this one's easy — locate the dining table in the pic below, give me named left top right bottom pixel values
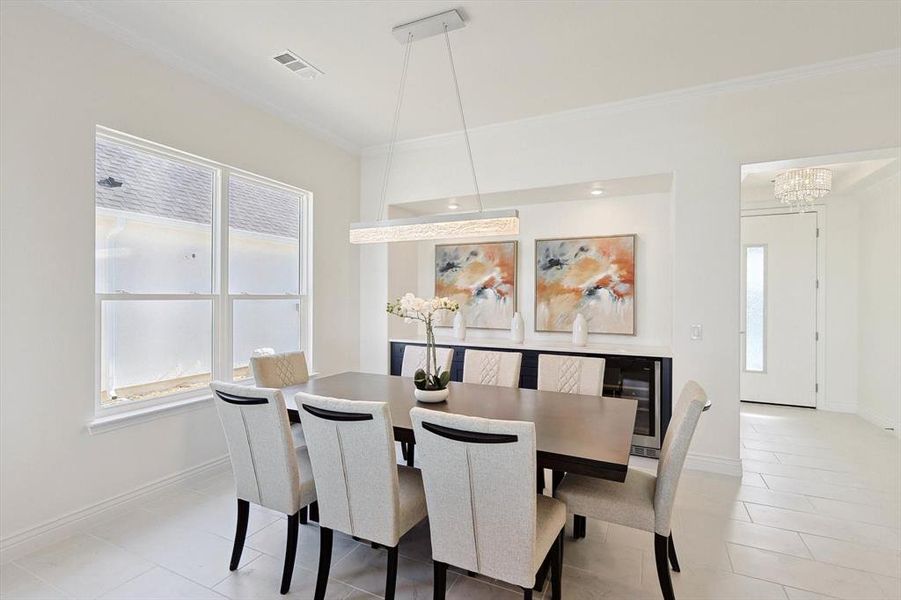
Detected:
left=281, top=371, right=638, bottom=483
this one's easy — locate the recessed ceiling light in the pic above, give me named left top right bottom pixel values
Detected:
left=591, top=189, right=604, bottom=196
left=448, top=201, right=459, bottom=209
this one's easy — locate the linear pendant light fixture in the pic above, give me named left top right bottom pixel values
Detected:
left=349, top=9, right=518, bottom=244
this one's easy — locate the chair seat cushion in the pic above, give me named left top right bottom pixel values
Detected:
left=554, top=469, right=656, bottom=533
left=397, top=465, right=428, bottom=537
left=295, top=446, right=317, bottom=509
left=534, top=495, right=567, bottom=571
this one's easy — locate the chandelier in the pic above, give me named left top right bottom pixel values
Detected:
left=774, top=168, right=832, bottom=211
left=349, top=10, right=519, bottom=244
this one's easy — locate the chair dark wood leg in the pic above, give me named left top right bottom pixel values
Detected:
left=385, top=545, right=399, bottom=600
left=401, top=441, right=409, bottom=462
left=314, top=527, right=333, bottom=600
left=668, top=534, right=680, bottom=572
left=309, top=501, right=319, bottom=522
left=654, top=533, right=676, bottom=600
left=521, top=588, right=533, bottom=600
left=229, top=499, right=249, bottom=571
left=573, top=514, right=587, bottom=539
left=433, top=560, right=448, bottom=600
left=550, top=529, right=563, bottom=600
left=537, top=467, right=546, bottom=493
left=299, top=505, right=308, bottom=525
left=405, top=443, right=415, bottom=467
left=533, top=548, right=550, bottom=591
left=280, top=511, right=299, bottom=594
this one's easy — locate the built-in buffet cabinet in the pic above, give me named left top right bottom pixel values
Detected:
left=389, top=338, right=672, bottom=458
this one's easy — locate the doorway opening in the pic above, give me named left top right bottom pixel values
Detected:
left=739, top=148, right=900, bottom=414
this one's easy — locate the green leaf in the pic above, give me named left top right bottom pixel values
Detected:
left=438, top=370, right=451, bottom=388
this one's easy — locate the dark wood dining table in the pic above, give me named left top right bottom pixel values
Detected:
left=282, top=371, right=638, bottom=482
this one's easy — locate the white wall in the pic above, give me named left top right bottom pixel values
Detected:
left=857, top=171, right=901, bottom=433
left=0, top=3, right=360, bottom=545
left=824, top=198, right=861, bottom=412
left=360, top=54, right=901, bottom=474
left=407, top=193, right=673, bottom=348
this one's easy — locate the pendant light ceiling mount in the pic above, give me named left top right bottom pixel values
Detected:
left=349, top=9, right=519, bottom=244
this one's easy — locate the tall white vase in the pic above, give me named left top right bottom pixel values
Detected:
left=572, top=313, right=588, bottom=347
left=453, top=311, right=467, bottom=341
left=511, top=312, right=525, bottom=343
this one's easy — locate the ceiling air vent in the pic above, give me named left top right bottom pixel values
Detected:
left=273, top=50, right=323, bottom=80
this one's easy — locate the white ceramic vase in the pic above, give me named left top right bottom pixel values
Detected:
left=414, top=387, right=450, bottom=403
left=453, top=312, right=466, bottom=341
left=572, top=313, right=588, bottom=347
left=511, top=312, right=525, bottom=343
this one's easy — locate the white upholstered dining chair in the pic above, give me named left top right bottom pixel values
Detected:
left=462, top=349, right=523, bottom=388
left=401, top=345, right=454, bottom=377
left=296, top=393, right=428, bottom=600
left=410, top=407, right=565, bottom=600
left=210, top=382, right=317, bottom=595
left=536, top=354, right=607, bottom=497
left=554, top=381, right=710, bottom=600
left=537, top=354, right=606, bottom=395
left=250, top=350, right=311, bottom=451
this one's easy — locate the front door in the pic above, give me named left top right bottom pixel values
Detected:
left=740, top=212, right=818, bottom=407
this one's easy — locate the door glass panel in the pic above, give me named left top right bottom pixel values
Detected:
left=745, top=245, right=766, bottom=372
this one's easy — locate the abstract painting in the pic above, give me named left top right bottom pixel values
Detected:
left=535, top=235, right=635, bottom=335
left=435, top=241, right=517, bottom=329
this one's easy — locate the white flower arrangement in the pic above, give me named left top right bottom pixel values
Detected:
left=386, top=293, right=459, bottom=390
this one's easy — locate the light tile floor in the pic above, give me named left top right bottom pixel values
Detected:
left=2, top=404, right=899, bottom=599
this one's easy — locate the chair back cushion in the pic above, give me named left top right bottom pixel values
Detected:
left=410, top=407, right=537, bottom=586
left=210, top=381, right=301, bottom=515
left=654, top=380, right=709, bottom=534
left=462, top=350, right=522, bottom=387
left=400, top=346, right=454, bottom=377
left=251, top=351, right=309, bottom=388
left=536, top=354, right=606, bottom=395
left=296, top=393, right=402, bottom=545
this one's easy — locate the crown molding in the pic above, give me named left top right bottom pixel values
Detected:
left=362, top=48, right=901, bottom=157
left=41, top=0, right=361, bottom=155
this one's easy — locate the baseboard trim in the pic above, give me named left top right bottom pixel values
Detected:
left=685, top=452, right=743, bottom=477
left=858, top=405, right=900, bottom=438
left=0, top=455, right=229, bottom=564
left=821, top=401, right=858, bottom=414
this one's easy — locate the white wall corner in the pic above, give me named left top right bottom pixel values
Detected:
left=820, top=401, right=858, bottom=414
left=858, top=405, right=901, bottom=439
left=684, top=452, right=743, bottom=477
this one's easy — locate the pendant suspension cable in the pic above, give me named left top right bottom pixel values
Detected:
left=378, top=32, right=414, bottom=221
left=443, top=23, right=483, bottom=212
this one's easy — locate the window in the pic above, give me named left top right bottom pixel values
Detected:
left=744, top=245, right=766, bottom=372
left=95, top=129, right=310, bottom=412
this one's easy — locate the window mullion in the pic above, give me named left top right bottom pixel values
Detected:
left=216, top=167, right=230, bottom=382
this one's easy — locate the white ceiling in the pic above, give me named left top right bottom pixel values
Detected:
left=52, top=1, right=901, bottom=151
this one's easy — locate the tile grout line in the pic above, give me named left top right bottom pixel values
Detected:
left=9, top=558, right=77, bottom=599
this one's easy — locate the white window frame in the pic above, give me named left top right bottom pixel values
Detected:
left=93, top=126, right=312, bottom=421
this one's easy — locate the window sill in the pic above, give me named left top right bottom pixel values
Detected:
left=88, top=393, right=214, bottom=435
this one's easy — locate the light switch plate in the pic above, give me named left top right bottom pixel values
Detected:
left=690, top=324, right=703, bottom=340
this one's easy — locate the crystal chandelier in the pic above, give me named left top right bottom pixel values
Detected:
left=774, top=168, right=832, bottom=211
left=349, top=10, right=519, bottom=244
